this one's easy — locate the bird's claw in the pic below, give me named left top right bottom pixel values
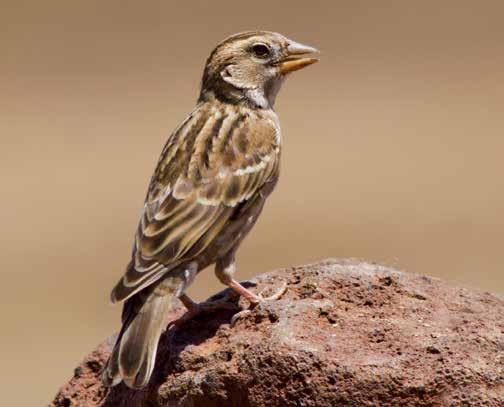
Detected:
left=169, top=297, right=240, bottom=329
left=230, top=309, right=252, bottom=326
left=231, top=281, right=288, bottom=326
left=256, top=280, right=288, bottom=302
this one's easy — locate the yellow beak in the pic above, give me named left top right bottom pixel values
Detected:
left=278, top=40, right=319, bottom=75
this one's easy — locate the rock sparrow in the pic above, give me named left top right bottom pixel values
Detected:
left=102, top=31, right=318, bottom=389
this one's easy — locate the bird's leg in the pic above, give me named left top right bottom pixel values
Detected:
left=178, top=293, right=202, bottom=317
left=215, top=254, right=287, bottom=303
left=167, top=262, right=234, bottom=327
left=170, top=288, right=242, bottom=328
left=184, top=292, right=239, bottom=313
left=170, top=254, right=287, bottom=327
left=215, top=254, right=287, bottom=325
left=169, top=293, right=240, bottom=327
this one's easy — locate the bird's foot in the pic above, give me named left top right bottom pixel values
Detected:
left=227, top=279, right=287, bottom=305
left=169, top=292, right=240, bottom=328
left=171, top=281, right=288, bottom=328
left=230, top=281, right=288, bottom=326
left=257, top=280, right=288, bottom=301
left=230, top=309, right=253, bottom=326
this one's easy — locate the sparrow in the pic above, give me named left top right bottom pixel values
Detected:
left=101, top=31, right=319, bottom=389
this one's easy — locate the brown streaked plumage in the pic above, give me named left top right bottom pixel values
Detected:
left=102, top=31, right=318, bottom=389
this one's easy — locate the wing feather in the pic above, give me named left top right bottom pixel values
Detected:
left=110, top=102, right=280, bottom=302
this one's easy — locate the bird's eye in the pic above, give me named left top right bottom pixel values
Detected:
left=251, top=43, right=271, bottom=58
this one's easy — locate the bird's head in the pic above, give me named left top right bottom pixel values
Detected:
left=199, top=31, right=319, bottom=108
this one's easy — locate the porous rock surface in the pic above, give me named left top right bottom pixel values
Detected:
left=51, top=259, right=504, bottom=406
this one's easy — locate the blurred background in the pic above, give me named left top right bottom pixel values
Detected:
left=2, top=1, right=504, bottom=404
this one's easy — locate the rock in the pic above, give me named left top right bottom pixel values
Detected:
left=51, top=259, right=504, bottom=406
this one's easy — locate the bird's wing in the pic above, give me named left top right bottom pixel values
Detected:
left=111, top=102, right=281, bottom=302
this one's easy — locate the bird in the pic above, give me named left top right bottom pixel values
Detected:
left=101, top=31, right=319, bottom=389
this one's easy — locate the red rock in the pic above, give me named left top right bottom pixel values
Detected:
left=51, top=259, right=504, bottom=406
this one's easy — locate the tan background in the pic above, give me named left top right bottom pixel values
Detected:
left=2, top=1, right=503, bottom=404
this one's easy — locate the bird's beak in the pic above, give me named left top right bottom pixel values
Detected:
left=277, top=40, right=319, bottom=75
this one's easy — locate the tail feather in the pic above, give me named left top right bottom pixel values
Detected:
left=102, top=280, right=180, bottom=388
left=119, top=294, right=172, bottom=388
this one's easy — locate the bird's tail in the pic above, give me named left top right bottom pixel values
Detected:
left=101, top=278, right=181, bottom=389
